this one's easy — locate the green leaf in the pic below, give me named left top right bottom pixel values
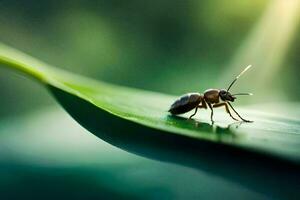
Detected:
left=0, top=42, right=300, bottom=198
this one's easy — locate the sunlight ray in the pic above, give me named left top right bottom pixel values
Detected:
left=221, top=0, right=300, bottom=101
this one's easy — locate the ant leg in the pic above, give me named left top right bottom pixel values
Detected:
left=207, top=103, right=214, bottom=123
left=200, top=97, right=207, bottom=109
left=227, top=102, right=253, bottom=123
left=213, top=103, right=238, bottom=121
left=188, top=98, right=207, bottom=119
left=189, top=106, right=198, bottom=119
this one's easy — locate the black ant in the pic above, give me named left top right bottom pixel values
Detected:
left=168, top=65, right=253, bottom=123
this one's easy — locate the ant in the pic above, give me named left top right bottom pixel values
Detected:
left=168, top=65, right=253, bottom=123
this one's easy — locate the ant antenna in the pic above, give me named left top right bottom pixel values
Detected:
left=227, top=65, right=252, bottom=92
left=232, top=93, right=253, bottom=96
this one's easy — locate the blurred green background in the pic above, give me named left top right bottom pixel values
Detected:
left=0, top=0, right=300, bottom=199
left=1, top=0, right=300, bottom=118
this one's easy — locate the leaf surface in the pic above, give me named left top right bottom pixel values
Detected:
left=0, top=42, right=300, bottom=198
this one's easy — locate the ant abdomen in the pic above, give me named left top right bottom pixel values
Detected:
left=168, top=93, right=202, bottom=115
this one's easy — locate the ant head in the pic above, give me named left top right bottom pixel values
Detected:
left=219, top=89, right=236, bottom=102
left=221, top=65, right=253, bottom=102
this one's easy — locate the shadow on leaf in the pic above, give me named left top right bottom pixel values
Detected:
left=49, top=85, right=300, bottom=199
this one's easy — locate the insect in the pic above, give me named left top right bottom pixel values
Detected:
left=168, top=65, right=253, bottom=123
